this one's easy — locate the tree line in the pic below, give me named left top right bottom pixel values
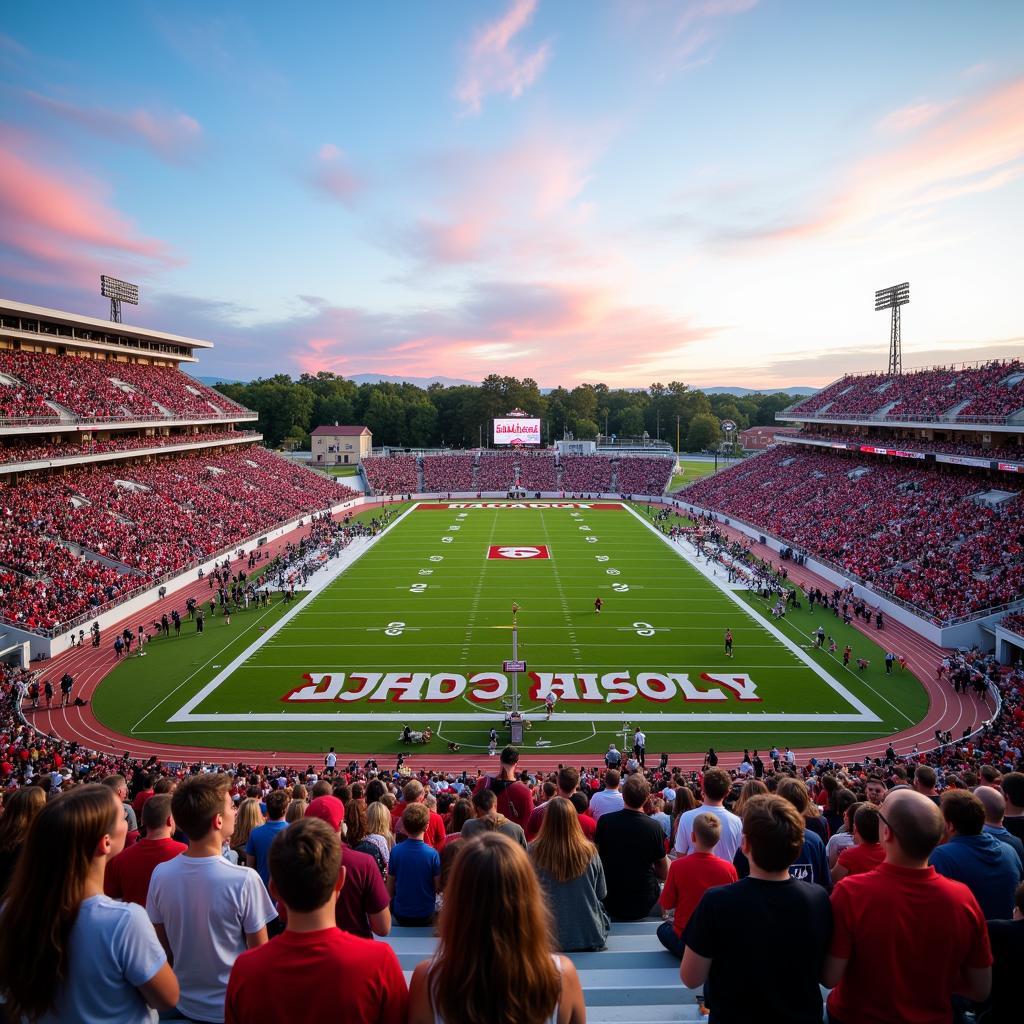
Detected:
left=214, top=373, right=800, bottom=452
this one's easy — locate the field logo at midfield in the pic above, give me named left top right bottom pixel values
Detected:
left=487, top=545, right=550, bottom=559
left=282, top=669, right=761, bottom=704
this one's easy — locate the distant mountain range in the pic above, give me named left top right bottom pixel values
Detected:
left=698, top=386, right=818, bottom=397
left=188, top=371, right=817, bottom=397
left=348, top=373, right=478, bottom=388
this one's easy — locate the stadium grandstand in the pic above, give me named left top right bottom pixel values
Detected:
left=0, top=300, right=360, bottom=641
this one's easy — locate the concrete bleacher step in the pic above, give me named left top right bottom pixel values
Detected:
left=388, top=919, right=701, bottom=1017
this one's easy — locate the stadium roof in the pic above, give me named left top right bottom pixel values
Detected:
left=0, top=298, right=214, bottom=351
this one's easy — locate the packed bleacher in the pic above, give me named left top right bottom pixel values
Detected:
left=0, top=430, right=259, bottom=467
left=421, top=453, right=474, bottom=492
left=0, top=349, right=250, bottom=422
left=0, top=631, right=1021, bottom=1022
left=476, top=453, right=519, bottom=490
left=561, top=454, right=612, bottom=492
left=788, top=360, right=1024, bottom=422
left=362, top=454, right=418, bottom=494
left=616, top=456, right=674, bottom=495
left=0, top=447, right=357, bottom=630
left=517, top=453, right=558, bottom=490
left=678, top=446, right=1024, bottom=621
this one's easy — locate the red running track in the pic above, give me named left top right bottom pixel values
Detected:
left=21, top=502, right=995, bottom=773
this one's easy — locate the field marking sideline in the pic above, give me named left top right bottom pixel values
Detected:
left=167, top=503, right=420, bottom=723
left=621, top=503, right=881, bottom=723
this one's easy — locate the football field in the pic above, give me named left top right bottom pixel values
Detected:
left=96, top=501, right=928, bottom=755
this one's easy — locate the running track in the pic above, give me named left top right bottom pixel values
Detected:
left=22, top=501, right=995, bottom=773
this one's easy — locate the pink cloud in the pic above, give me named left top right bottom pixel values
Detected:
left=0, top=128, right=177, bottom=289
left=24, top=91, right=202, bottom=163
left=287, top=280, right=715, bottom=386
left=456, top=0, right=552, bottom=115
left=400, top=127, right=604, bottom=272
left=308, top=143, right=364, bottom=206
left=745, top=76, right=1024, bottom=244
left=877, top=100, right=953, bottom=134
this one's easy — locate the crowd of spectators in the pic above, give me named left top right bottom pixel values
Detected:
left=0, top=349, right=250, bottom=422
left=421, top=454, right=474, bottom=492
left=0, top=446, right=357, bottom=630
left=363, top=455, right=419, bottom=495
left=561, top=455, right=612, bottom=492
left=615, top=456, right=674, bottom=495
left=475, top=453, right=520, bottom=490
left=0, top=667, right=1022, bottom=1022
left=679, top=446, right=1024, bottom=621
left=517, top=454, right=558, bottom=491
left=789, top=360, right=1024, bottom=423
left=0, top=430, right=258, bottom=467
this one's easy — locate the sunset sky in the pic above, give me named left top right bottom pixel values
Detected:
left=1, top=1, right=1022, bottom=388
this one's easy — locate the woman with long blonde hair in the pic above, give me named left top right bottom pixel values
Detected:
left=530, top=796, right=609, bottom=951
left=0, top=784, right=178, bottom=1022
left=229, top=797, right=264, bottom=862
left=285, top=797, right=308, bottom=823
left=409, top=832, right=585, bottom=1024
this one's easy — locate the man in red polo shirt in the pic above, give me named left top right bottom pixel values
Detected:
left=832, top=805, right=884, bottom=881
left=226, top=818, right=407, bottom=1024
left=104, top=794, right=186, bottom=906
left=823, top=790, right=992, bottom=1023
left=390, top=779, right=446, bottom=849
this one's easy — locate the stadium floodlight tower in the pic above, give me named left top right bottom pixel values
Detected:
left=874, top=281, right=909, bottom=375
left=100, top=274, right=139, bottom=324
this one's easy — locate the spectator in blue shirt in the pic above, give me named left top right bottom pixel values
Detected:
left=246, top=789, right=290, bottom=887
left=930, top=790, right=1023, bottom=919
left=388, top=803, right=440, bottom=926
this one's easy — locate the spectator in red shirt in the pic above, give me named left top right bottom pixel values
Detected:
left=304, top=796, right=391, bottom=938
left=832, top=804, right=885, bottom=881
left=390, top=779, right=446, bottom=849
left=472, top=745, right=534, bottom=828
left=658, top=812, right=738, bottom=957
left=132, top=772, right=156, bottom=820
left=226, top=817, right=407, bottom=1024
left=104, top=794, right=186, bottom=906
left=526, top=767, right=597, bottom=841
left=823, top=790, right=993, bottom=1023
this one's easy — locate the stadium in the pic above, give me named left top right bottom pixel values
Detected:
left=1, top=5, right=1022, bottom=1024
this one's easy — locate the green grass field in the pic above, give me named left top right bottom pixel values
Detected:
left=95, top=501, right=928, bottom=756
left=669, top=458, right=730, bottom=491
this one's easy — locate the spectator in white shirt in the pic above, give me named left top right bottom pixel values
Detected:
left=147, top=774, right=277, bottom=1024
left=673, top=768, right=743, bottom=862
left=589, top=770, right=625, bottom=820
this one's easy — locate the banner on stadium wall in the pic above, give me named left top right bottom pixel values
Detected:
left=937, top=454, right=994, bottom=469
left=858, top=444, right=925, bottom=459
left=998, top=462, right=1024, bottom=474
left=493, top=418, right=541, bottom=445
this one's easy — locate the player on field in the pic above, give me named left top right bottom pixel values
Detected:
left=724, top=629, right=733, bottom=658
left=545, top=692, right=557, bottom=720
left=594, top=596, right=603, bottom=614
